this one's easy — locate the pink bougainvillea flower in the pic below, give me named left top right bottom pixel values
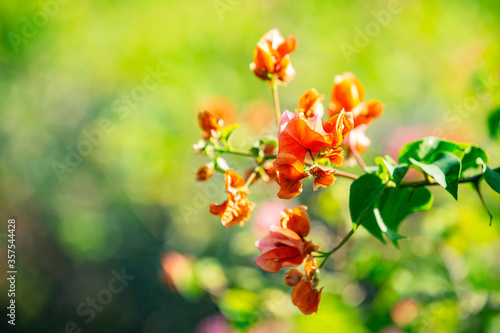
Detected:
left=250, top=28, right=297, bottom=84
left=255, top=225, right=306, bottom=273
left=210, top=170, right=255, bottom=228
left=291, top=280, right=323, bottom=315
left=255, top=207, right=317, bottom=273
left=297, top=88, right=325, bottom=119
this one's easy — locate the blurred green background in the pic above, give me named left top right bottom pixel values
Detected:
left=1, top=0, right=499, bottom=332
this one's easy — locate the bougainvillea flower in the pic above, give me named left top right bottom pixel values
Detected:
left=273, top=153, right=308, bottom=181
left=255, top=206, right=318, bottom=273
left=198, top=110, right=223, bottom=140
left=262, top=161, right=277, bottom=183
left=273, top=152, right=308, bottom=199
left=195, top=163, right=215, bottom=181
left=310, top=166, right=336, bottom=191
left=250, top=28, right=297, bottom=84
left=291, top=280, right=323, bottom=315
left=297, top=89, right=325, bottom=118
left=351, top=100, right=383, bottom=128
left=277, top=111, right=335, bottom=162
left=328, top=72, right=365, bottom=115
left=321, top=147, right=344, bottom=166
left=274, top=110, right=353, bottom=198
left=323, top=110, right=355, bottom=147
left=209, top=170, right=255, bottom=228
left=303, top=255, right=317, bottom=281
left=328, top=73, right=383, bottom=129
left=255, top=225, right=306, bottom=273
left=284, top=269, right=303, bottom=287
left=280, top=205, right=310, bottom=239
left=275, top=173, right=304, bottom=199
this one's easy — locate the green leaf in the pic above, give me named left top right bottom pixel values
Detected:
left=375, top=157, right=409, bottom=186
left=220, top=124, right=241, bottom=143
left=484, top=166, right=500, bottom=195
left=248, top=147, right=263, bottom=159
left=488, top=107, right=500, bottom=139
left=399, top=137, right=470, bottom=164
left=461, top=146, right=489, bottom=178
left=349, top=174, right=386, bottom=227
left=373, top=207, right=406, bottom=243
left=409, top=152, right=461, bottom=199
left=361, top=187, right=433, bottom=245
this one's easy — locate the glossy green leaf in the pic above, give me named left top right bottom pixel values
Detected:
left=361, top=187, right=433, bottom=245
left=375, top=157, right=409, bottom=186
left=488, top=107, right=500, bottom=139
left=399, top=136, right=470, bottom=164
left=349, top=174, right=386, bottom=228
left=373, top=207, right=406, bottom=242
left=461, top=146, right=489, bottom=178
left=484, top=166, right=500, bottom=195
left=409, top=152, right=461, bottom=199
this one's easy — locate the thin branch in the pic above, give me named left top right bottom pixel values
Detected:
left=473, top=182, right=493, bottom=226
left=271, top=76, right=281, bottom=129
left=399, top=167, right=500, bottom=188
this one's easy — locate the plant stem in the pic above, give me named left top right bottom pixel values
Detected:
left=245, top=169, right=259, bottom=187
left=271, top=76, right=281, bottom=128
left=399, top=167, right=500, bottom=188
left=318, top=228, right=355, bottom=269
left=473, top=181, right=493, bottom=226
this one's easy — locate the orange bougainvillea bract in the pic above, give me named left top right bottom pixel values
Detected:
left=297, top=88, right=325, bottom=119
left=250, top=28, right=297, bottom=84
left=209, top=170, right=255, bottom=228
left=198, top=110, right=223, bottom=140
left=273, top=110, right=353, bottom=199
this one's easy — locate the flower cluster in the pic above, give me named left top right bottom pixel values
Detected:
left=256, top=206, right=322, bottom=315
left=274, top=109, right=353, bottom=199
left=192, top=28, right=386, bottom=315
